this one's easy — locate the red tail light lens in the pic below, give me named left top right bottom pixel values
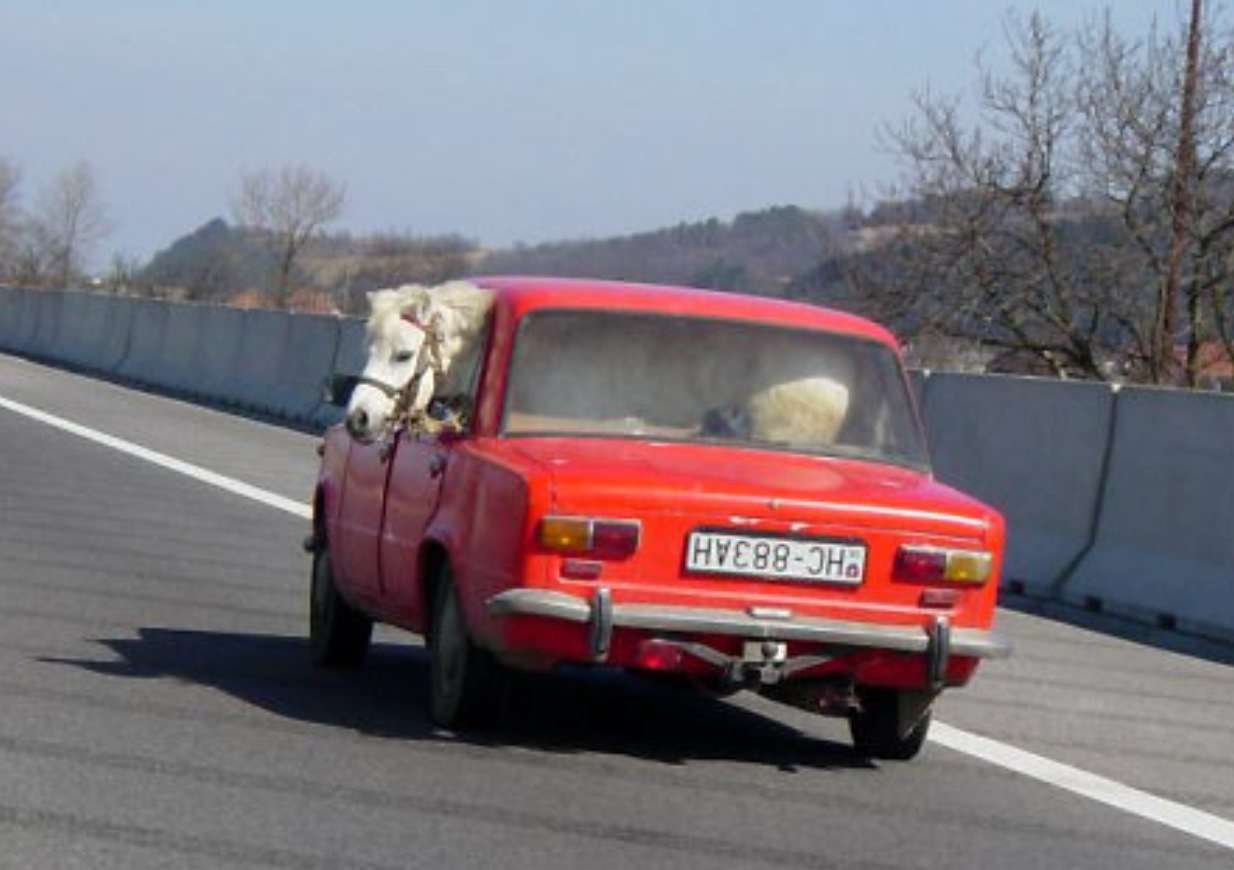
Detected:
left=893, top=547, right=947, bottom=583
left=537, top=516, right=640, bottom=560
left=591, top=520, right=640, bottom=559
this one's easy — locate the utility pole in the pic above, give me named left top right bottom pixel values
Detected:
left=1157, top=0, right=1203, bottom=384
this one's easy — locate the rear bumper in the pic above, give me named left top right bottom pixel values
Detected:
left=486, top=588, right=1012, bottom=678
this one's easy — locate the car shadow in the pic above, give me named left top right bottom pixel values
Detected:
left=42, top=627, right=873, bottom=772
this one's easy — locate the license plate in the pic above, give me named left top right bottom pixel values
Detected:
left=684, top=530, right=866, bottom=585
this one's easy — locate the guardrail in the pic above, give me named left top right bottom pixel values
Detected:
left=2, top=286, right=1231, bottom=645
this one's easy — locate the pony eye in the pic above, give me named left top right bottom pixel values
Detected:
left=392, top=350, right=415, bottom=363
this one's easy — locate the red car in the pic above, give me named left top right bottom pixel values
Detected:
left=307, top=277, right=1009, bottom=759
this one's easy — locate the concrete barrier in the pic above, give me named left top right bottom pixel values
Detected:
left=56, top=292, right=113, bottom=371
left=116, top=299, right=171, bottom=385
left=1064, top=387, right=1234, bottom=643
left=334, top=318, right=368, bottom=375
left=313, top=320, right=361, bottom=428
left=0, top=287, right=21, bottom=350
left=312, top=317, right=367, bottom=428
left=276, top=313, right=341, bottom=422
left=95, top=295, right=135, bottom=372
left=30, top=290, right=67, bottom=359
left=922, top=373, right=1116, bottom=596
left=193, top=304, right=246, bottom=405
left=11, top=289, right=43, bottom=354
left=157, top=301, right=210, bottom=396
left=231, top=309, right=295, bottom=415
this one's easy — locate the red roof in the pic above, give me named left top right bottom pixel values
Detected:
left=473, top=276, right=899, bottom=348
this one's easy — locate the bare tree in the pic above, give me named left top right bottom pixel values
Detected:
left=104, top=251, right=146, bottom=295
left=232, top=164, right=345, bottom=307
left=857, top=13, right=1118, bottom=379
left=28, top=161, right=111, bottom=289
left=1074, top=2, right=1234, bottom=386
left=0, top=158, right=22, bottom=281
left=854, top=6, right=1234, bottom=386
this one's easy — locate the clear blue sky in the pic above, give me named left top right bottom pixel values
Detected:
left=1, top=1, right=1180, bottom=265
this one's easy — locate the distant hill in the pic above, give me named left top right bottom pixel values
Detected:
left=139, top=205, right=856, bottom=310
left=471, top=205, right=846, bottom=296
left=141, top=218, right=277, bottom=302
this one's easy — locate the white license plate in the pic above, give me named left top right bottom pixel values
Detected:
left=685, top=531, right=866, bottom=585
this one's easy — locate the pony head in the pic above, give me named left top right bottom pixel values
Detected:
left=345, top=286, right=432, bottom=439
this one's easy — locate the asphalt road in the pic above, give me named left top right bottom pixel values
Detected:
left=1, top=353, right=1232, bottom=869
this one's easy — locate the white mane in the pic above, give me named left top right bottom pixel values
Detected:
left=364, top=287, right=416, bottom=345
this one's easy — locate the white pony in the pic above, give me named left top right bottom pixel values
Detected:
left=345, top=281, right=493, bottom=440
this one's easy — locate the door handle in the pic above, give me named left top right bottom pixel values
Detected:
left=428, top=454, right=447, bottom=478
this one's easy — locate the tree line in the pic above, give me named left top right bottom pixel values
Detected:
left=846, top=1, right=1232, bottom=387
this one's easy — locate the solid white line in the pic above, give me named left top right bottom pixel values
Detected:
left=2, top=392, right=1233, bottom=852
left=930, top=722, right=1234, bottom=851
left=0, top=395, right=311, bottom=520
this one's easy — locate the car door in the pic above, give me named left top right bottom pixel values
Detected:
left=378, top=429, right=450, bottom=626
left=334, top=434, right=396, bottom=605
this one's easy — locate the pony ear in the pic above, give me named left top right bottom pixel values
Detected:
left=412, top=296, right=433, bottom=323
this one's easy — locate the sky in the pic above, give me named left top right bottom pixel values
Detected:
left=1, top=1, right=1185, bottom=266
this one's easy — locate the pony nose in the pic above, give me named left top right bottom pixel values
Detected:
left=347, top=408, right=370, bottom=436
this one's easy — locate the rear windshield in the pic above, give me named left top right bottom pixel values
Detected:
left=502, top=310, right=929, bottom=470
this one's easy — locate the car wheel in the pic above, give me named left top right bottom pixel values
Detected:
left=429, top=568, right=503, bottom=729
left=309, top=549, right=373, bottom=668
left=848, top=688, right=931, bottom=761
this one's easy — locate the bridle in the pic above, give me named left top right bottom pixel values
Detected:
left=402, top=311, right=446, bottom=379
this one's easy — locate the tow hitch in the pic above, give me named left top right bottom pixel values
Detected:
left=637, top=636, right=833, bottom=688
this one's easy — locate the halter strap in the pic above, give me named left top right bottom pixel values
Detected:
left=352, top=374, right=404, bottom=399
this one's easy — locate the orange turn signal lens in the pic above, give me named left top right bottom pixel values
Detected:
left=944, top=551, right=992, bottom=584
left=538, top=517, right=592, bottom=552
left=537, top=516, right=640, bottom=560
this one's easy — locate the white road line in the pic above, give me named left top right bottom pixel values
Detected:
left=2, top=392, right=1233, bottom=853
left=930, top=723, right=1234, bottom=852
left=0, top=395, right=311, bottom=520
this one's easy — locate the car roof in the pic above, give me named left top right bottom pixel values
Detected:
left=471, top=276, right=900, bottom=348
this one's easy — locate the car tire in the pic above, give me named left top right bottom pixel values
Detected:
left=429, top=568, right=504, bottom=729
left=848, top=688, right=931, bottom=761
left=309, top=549, right=373, bottom=668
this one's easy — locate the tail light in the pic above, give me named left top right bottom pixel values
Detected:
left=537, top=516, right=640, bottom=560
left=893, top=545, right=992, bottom=585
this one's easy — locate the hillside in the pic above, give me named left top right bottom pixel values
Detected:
left=141, top=218, right=276, bottom=301
left=472, top=205, right=845, bottom=296
left=138, top=205, right=853, bottom=311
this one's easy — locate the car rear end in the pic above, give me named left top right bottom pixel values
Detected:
left=485, top=441, right=1008, bottom=699
left=478, top=302, right=1009, bottom=742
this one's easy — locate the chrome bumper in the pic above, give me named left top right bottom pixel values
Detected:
left=486, top=588, right=1012, bottom=677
